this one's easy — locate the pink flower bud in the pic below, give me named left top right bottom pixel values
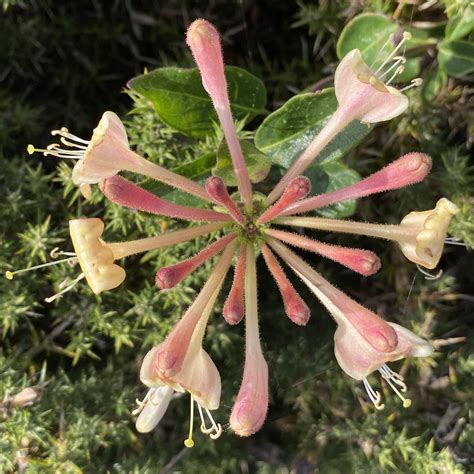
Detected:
left=257, top=176, right=311, bottom=224
left=261, top=243, right=310, bottom=325
left=223, top=245, right=246, bottom=325
left=100, top=175, right=231, bottom=222
left=186, top=19, right=228, bottom=110
left=205, top=176, right=245, bottom=224
left=186, top=20, right=253, bottom=210
left=155, top=233, right=236, bottom=289
left=266, top=229, right=381, bottom=277
left=283, top=153, right=432, bottom=216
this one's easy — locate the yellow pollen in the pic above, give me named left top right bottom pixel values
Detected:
left=403, top=399, right=412, bottom=408
left=184, top=438, right=195, bottom=448
left=5, top=271, right=14, bottom=280
left=27, top=144, right=36, bottom=155
left=403, top=31, right=412, bottom=41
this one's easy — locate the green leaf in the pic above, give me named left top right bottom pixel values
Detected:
left=254, top=89, right=371, bottom=169
left=213, top=140, right=272, bottom=187
left=128, top=66, right=266, bottom=138
left=336, top=13, right=397, bottom=62
left=445, top=6, right=474, bottom=40
left=421, top=69, right=448, bottom=104
left=439, top=40, right=474, bottom=77
left=316, top=161, right=361, bottom=218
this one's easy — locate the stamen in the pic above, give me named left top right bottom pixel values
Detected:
left=196, top=403, right=222, bottom=439
left=44, top=273, right=85, bottom=303
left=197, top=403, right=213, bottom=434
left=382, top=374, right=412, bottom=408
left=444, top=237, right=468, bottom=247
left=5, top=256, right=78, bottom=280
left=27, top=144, right=84, bottom=160
left=363, top=378, right=385, bottom=410
left=379, top=364, right=407, bottom=392
left=50, top=247, right=77, bottom=259
left=399, top=78, right=423, bottom=92
left=184, top=396, right=195, bottom=448
left=59, top=137, right=88, bottom=149
left=205, top=408, right=223, bottom=440
left=378, top=56, right=406, bottom=80
left=416, top=264, right=443, bottom=281
left=370, top=33, right=394, bottom=68
left=386, top=65, right=405, bottom=86
left=51, top=127, right=90, bottom=145
left=132, top=389, right=153, bottom=415
left=374, top=31, right=412, bottom=75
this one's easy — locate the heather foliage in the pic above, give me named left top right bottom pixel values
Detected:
left=1, top=1, right=473, bottom=472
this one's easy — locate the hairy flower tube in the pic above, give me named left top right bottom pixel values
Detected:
left=15, top=18, right=461, bottom=446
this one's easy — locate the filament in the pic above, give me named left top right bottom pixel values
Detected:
left=374, top=31, right=412, bottom=75
left=184, top=396, right=195, bottom=448
left=378, top=56, right=406, bottom=80
left=399, top=78, right=423, bottom=92
left=379, top=364, right=407, bottom=392
left=44, top=273, right=85, bottom=303
left=416, top=264, right=443, bottom=281
left=51, top=127, right=90, bottom=144
left=363, top=378, right=385, bottom=410
left=386, top=65, right=405, bottom=85
left=5, top=256, right=78, bottom=280
left=370, top=33, right=394, bottom=69
left=383, top=375, right=412, bottom=408
left=444, top=237, right=468, bottom=247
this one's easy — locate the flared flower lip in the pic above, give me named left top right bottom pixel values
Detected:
left=69, top=218, right=126, bottom=294
left=334, top=321, right=434, bottom=381
left=334, top=48, right=409, bottom=123
left=71, top=111, right=129, bottom=185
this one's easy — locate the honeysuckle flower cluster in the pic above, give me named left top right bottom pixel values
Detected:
left=16, top=19, right=460, bottom=446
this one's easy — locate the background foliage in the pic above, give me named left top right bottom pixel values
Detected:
left=0, top=0, right=473, bottom=472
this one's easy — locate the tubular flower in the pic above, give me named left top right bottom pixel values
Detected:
left=27, top=111, right=212, bottom=202
left=267, top=33, right=421, bottom=205
left=16, top=18, right=460, bottom=446
left=276, top=197, right=459, bottom=270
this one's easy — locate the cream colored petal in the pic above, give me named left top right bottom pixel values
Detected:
left=399, top=198, right=460, bottom=269
left=135, top=386, right=173, bottom=433
left=69, top=218, right=126, bottom=294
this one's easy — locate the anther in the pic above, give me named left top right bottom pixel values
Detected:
left=379, top=56, right=406, bottom=80
left=399, top=78, right=423, bottom=92
left=383, top=375, right=412, bottom=408
left=50, top=247, right=77, bottom=259
left=386, top=65, right=405, bottom=85
left=4, top=256, right=78, bottom=280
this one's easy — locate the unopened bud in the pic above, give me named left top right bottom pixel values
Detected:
left=186, top=19, right=228, bottom=109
